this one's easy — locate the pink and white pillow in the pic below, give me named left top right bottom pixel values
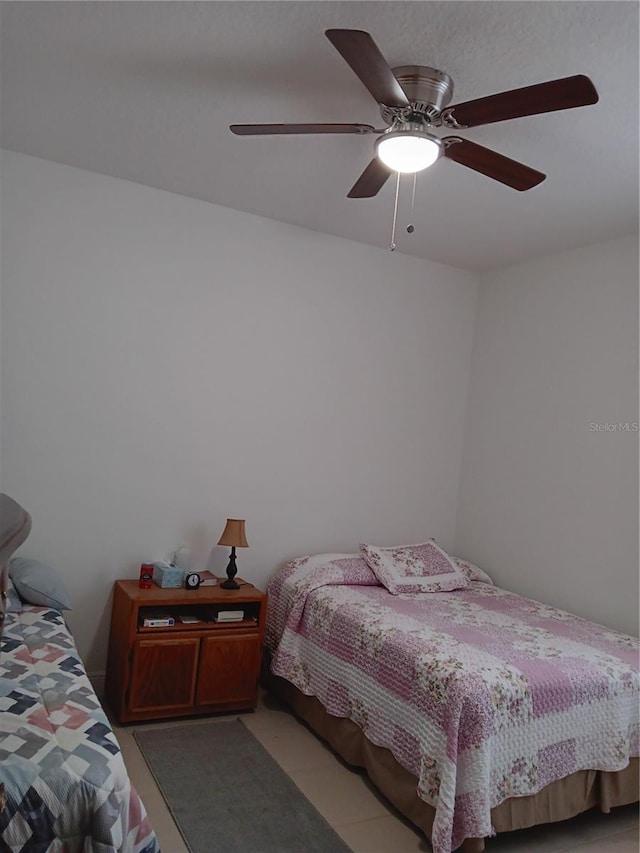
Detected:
left=359, top=540, right=469, bottom=594
left=452, top=557, right=494, bottom=585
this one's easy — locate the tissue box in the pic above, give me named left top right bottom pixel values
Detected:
left=152, top=562, right=185, bottom=589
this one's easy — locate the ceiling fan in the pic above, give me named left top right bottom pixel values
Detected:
left=230, top=29, right=599, bottom=197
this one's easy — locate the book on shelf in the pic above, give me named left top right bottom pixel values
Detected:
left=215, top=609, right=245, bottom=622
left=197, top=570, right=217, bottom=586
left=141, top=611, right=175, bottom=628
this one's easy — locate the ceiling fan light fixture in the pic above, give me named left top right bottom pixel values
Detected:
left=375, top=129, right=442, bottom=174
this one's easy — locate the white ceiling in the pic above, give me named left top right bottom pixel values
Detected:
left=1, top=1, right=638, bottom=271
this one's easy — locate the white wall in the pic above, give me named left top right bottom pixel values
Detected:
left=0, top=152, right=4, bottom=489
left=0, top=151, right=478, bottom=672
left=455, top=235, right=639, bottom=636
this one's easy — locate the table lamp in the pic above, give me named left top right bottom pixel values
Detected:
left=217, top=518, right=249, bottom=589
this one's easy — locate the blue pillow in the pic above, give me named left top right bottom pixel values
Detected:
left=9, top=556, right=73, bottom=610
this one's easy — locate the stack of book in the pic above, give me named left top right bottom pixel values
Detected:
left=197, top=570, right=217, bottom=586
left=142, top=611, right=175, bottom=628
left=215, top=609, right=244, bottom=623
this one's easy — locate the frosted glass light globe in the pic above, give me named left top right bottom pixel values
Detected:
left=376, top=132, right=442, bottom=173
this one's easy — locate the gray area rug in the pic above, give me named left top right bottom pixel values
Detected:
left=134, top=718, right=353, bottom=853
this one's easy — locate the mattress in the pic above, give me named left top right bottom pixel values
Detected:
left=266, top=554, right=639, bottom=853
left=0, top=605, right=159, bottom=853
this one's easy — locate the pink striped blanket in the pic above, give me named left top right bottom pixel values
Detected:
left=266, top=554, right=639, bottom=853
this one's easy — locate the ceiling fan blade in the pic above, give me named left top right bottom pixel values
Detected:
left=444, top=138, right=545, bottom=191
left=347, top=158, right=393, bottom=198
left=230, top=123, right=376, bottom=136
left=325, top=29, right=409, bottom=108
left=445, top=75, right=598, bottom=128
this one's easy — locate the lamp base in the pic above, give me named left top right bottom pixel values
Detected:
left=220, top=547, right=240, bottom=590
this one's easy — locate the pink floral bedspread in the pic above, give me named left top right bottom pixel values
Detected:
left=266, top=555, right=639, bottom=853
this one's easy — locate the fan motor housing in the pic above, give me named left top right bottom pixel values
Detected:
left=380, top=65, right=454, bottom=124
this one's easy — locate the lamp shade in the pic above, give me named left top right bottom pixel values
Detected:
left=375, top=130, right=442, bottom=174
left=217, top=518, right=249, bottom=548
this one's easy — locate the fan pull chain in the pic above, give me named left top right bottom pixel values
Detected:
left=407, top=173, right=417, bottom=235
left=389, top=171, right=401, bottom=251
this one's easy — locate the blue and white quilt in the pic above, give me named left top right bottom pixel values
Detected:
left=0, top=605, right=159, bottom=852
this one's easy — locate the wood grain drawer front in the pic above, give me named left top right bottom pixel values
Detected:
left=129, top=637, right=199, bottom=713
left=195, top=633, right=261, bottom=707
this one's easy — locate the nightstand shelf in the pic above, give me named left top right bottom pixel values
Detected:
left=135, top=617, right=258, bottom=635
left=105, top=578, right=267, bottom=724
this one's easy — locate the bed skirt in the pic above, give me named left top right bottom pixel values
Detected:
left=265, top=670, right=639, bottom=853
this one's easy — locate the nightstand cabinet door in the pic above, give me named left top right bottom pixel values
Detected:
left=129, top=637, right=199, bottom=714
left=195, top=633, right=261, bottom=708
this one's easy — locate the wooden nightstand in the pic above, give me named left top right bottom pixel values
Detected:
left=105, top=579, right=267, bottom=724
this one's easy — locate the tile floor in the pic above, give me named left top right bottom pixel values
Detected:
left=112, top=693, right=639, bottom=853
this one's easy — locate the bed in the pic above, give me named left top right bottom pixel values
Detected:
left=0, top=597, right=160, bottom=852
left=264, top=551, right=639, bottom=853
left=0, top=493, right=159, bottom=852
